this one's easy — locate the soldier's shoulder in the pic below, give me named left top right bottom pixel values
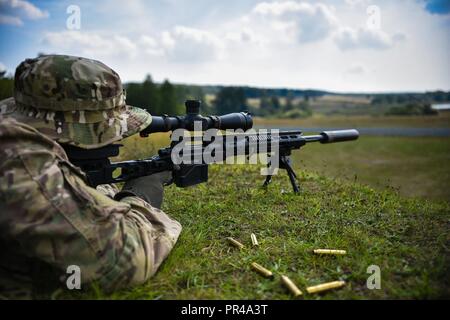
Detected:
left=0, top=98, right=34, bottom=134
left=0, top=100, right=58, bottom=158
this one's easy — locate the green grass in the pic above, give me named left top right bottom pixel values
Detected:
left=294, top=136, right=450, bottom=201
left=254, top=114, right=450, bottom=201
left=70, top=165, right=450, bottom=299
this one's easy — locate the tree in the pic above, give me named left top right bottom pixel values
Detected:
left=125, top=83, right=144, bottom=108
left=423, top=103, right=438, bottom=115
left=125, top=74, right=162, bottom=115
left=0, top=76, right=14, bottom=100
left=159, top=79, right=178, bottom=115
left=259, top=90, right=271, bottom=115
left=297, top=100, right=312, bottom=117
left=284, top=92, right=295, bottom=111
left=269, top=96, right=280, bottom=111
left=142, top=74, right=161, bottom=115
left=214, top=87, right=247, bottom=115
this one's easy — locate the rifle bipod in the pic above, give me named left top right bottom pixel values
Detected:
left=262, top=154, right=300, bottom=193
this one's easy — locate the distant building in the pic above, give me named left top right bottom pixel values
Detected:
left=431, top=103, right=450, bottom=111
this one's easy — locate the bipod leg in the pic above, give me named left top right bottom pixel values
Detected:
left=262, top=161, right=273, bottom=187
left=280, top=155, right=300, bottom=193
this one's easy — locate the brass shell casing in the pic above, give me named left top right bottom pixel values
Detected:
left=313, top=249, right=347, bottom=255
left=306, top=281, right=346, bottom=294
left=226, top=237, right=245, bottom=249
left=281, top=275, right=303, bottom=297
left=251, top=262, right=273, bottom=278
left=251, top=233, right=259, bottom=246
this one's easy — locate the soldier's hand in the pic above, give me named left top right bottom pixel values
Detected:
left=115, top=171, right=172, bottom=209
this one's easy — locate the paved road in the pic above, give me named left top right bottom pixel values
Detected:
left=254, top=126, right=450, bottom=137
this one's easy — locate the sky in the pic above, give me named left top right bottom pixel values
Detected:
left=0, top=0, right=449, bottom=92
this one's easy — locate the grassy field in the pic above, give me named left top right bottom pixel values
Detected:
left=67, top=117, right=450, bottom=300
left=294, top=136, right=450, bottom=201
left=74, top=165, right=449, bottom=299
left=253, top=114, right=450, bottom=201
left=254, top=112, right=450, bottom=128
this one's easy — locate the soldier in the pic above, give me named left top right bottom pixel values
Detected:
left=0, top=55, right=182, bottom=299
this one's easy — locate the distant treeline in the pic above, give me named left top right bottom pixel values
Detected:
left=371, top=91, right=450, bottom=105
left=0, top=71, right=448, bottom=118
left=182, top=85, right=312, bottom=118
left=124, top=80, right=317, bottom=117
left=371, top=91, right=449, bottom=116
left=384, top=103, right=438, bottom=116
left=198, top=85, right=329, bottom=99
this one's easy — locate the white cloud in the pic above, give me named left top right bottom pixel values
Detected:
left=334, top=27, right=405, bottom=50
left=249, top=1, right=406, bottom=51
left=22, top=0, right=447, bottom=91
left=161, top=26, right=224, bottom=63
left=0, top=13, right=23, bottom=26
left=392, top=33, right=407, bottom=42
left=113, top=35, right=138, bottom=58
left=253, top=1, right=301, bottom=16
left=346, top=63, right=367, bottom=75
left=139, top=35, right=164, bottom=57
left=41, top=27, right=224, bottom=64
left=225, top=27, right=264, bottom=45
left=0, top=0, right=48, bottom=26
left=252, top=1, right=338, bottom=43
left=0, top=62, right=6, bottom=72
left=344, top=0, right=371, bottom=7
left=11, top=0, right=48, bottom=19
left=42, top=31, right=138, bottom=59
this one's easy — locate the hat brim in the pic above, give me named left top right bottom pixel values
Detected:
left=0, top=97, right=152, bottom=149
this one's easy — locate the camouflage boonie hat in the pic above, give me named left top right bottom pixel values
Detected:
left=1, top=54, right=152, bottom=149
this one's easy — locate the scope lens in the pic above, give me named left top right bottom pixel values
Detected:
left=217, top=112, right=253, bottom=130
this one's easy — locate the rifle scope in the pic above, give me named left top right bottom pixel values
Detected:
left=140, top=100, right=253, bottom=136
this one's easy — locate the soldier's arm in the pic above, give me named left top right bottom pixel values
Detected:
left=0, top=122, right=182, bottom=292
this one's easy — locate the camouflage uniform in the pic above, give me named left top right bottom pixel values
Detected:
left=0, top=55, right=182, bottom=299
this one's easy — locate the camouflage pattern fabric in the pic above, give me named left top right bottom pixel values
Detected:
left=0, top=117, right=182, bottom=299
left=96, top=184, right=121, bottom=199
left=5, top=55, right=152, bottom=149
left=15, top=55, right=126, bottom=111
